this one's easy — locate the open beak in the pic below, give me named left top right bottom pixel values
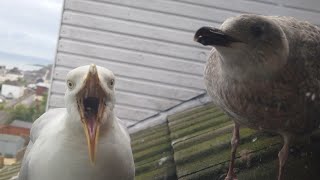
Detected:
left=76, top=64, right=107, bottom=164
left=194, top=26, right=241, bottom=46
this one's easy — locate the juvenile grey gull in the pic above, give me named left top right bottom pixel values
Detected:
left=194, top=14, right=320, bottom=180
left=18, top=64, right=135, bottom=180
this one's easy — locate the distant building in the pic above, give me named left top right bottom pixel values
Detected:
left=1, top=83, right=24, bottom=99
left=0, top=120, right=31, bottom=137
left=0, top=125, right=30, bottom=136
left=35, top=82, right=50, bottom=96
left=0, top=120, right=31, bottom=158
left=0, top=134, right=25, bottom=157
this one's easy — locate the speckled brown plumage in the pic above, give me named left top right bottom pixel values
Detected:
left=195, top=14, right=320, bottom=180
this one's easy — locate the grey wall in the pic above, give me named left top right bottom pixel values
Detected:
left=49, top=0, right=320, bottom=128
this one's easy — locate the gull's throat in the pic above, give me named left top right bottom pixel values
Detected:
left=84, top=97, right=99, bottom=137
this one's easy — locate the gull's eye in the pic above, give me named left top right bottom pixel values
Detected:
left=67, top=80, right=75, bottom=90
left=110, top=79, right=114, bottom=87
left=250, top=24, right=264, bottom=37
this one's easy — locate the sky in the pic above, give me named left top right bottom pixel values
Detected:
left=0, top=0, right=63, bottom=69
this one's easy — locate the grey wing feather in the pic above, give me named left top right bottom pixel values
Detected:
left=18, top=108, right=66, bottom=180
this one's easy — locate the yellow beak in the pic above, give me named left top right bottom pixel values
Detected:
left=82, top=121, right=100, bottom=164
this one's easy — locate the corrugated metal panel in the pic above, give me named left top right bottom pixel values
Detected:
left=50, top=0, right=320, bottom=127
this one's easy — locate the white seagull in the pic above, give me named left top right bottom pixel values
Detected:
left=18, top=64, right=135, bottom=180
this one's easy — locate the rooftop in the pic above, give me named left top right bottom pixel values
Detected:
left=36, top=82, right=50, bottom=89
left=130, top=103, right=320, bottom=180
left=9, top=121, right=32, bottom=129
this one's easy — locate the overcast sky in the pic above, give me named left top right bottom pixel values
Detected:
left=0, top=0, right=63, bottom=61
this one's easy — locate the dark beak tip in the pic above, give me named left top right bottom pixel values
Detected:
left=193, top=34, right=211, bottom=46
left=193, top=26, right=217, bottom=46
left=194, top=27, right=208, bottom=39
left=193, top=35, right=201, bottom=43
left=194, top=38, right=207, bottom=46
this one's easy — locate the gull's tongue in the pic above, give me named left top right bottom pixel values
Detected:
left=84, top=112, right=99, bottom=164
left=87, top=116, right=97, bottom=140
left=85, top=109, right=97, bottom=140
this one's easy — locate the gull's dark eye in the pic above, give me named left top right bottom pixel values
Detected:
left=110, top=79, right=114, bottom=86
left=250, top=24, right=264, bottom=37
left=67, top=80, right=75, bottom=90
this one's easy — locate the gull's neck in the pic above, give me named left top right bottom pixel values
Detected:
left=217, top=50, right=255, bottom=81
left=216, top=48, right=274, bottom=81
